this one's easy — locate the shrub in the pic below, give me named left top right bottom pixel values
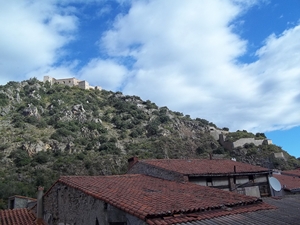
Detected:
left=33, top=151, right=49, bottom=164
left=0, top=93, right=9, bottom=107
left=99, top=143, right=120, bottom=155
left=213, top=147, right=225, bottom=154
left=10, top=150, right=31, bottom=167
left=196, top=147, right=205, bottom=155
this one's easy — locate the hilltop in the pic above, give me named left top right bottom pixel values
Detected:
left=0, top=77, right=299, bottom=208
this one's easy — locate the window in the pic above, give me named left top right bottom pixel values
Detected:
left=206, top=177, right=212, bottom=186
left=249, top=175, right=254, bottom=182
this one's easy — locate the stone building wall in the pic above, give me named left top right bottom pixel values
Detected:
left=8, top=196, right=36, bottom=209
left=232, top=138, right=265, bottom=148
left=43, top=76, right=101, bottom=90
left=43, top=182, right=145, bottom=225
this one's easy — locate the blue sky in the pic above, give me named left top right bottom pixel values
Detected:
left=0, top=0, right=300, bottom=158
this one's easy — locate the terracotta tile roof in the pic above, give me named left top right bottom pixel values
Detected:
left=138, top=159, right=269, bottom=175
left=273, top=174, right=300, bottom=191
left=0, top=208, right=44, bottom=225
left=281, top=168, right=300, bottom=177
left=177, top=195, right=300, bottom=225
left=53, top=174, right=275, bottom=224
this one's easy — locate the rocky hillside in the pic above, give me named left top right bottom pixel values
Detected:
left=0, top=78, right=299, bottom=208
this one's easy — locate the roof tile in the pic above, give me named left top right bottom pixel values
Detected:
left=51, top=174, right=274, bottom=224
left=273, top=174, right=300, bottom=191
left=139, top=159, right=269, bottom=175
left=281, top=168, right=300, bottom=177
left=0, top=208, right=45, bottom=225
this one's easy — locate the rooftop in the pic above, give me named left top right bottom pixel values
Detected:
left=177, top=195, right=300, bottom=225
left=273, top=174, right=300, bottom=192
left=136, top=159, right=269, bottom=176
left=281, top=168, right=300, bottom=177
left=0, top=208, right=43, bottom=225
left=52, top=174, right=274, bottom=224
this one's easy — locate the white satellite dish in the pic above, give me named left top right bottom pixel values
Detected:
left=269, top=176, right=282, bottom=192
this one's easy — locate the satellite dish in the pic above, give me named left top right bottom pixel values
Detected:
left=269, top=176, right=282, bottom=191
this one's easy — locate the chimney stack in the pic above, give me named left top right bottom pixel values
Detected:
left=128, top=157, right=138, bottom=170
left=37, top=186, right=44, bottom=224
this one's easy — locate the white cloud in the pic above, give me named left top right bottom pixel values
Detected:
left=0, top=1, right=77, bottom=84
left=100, top=0, right=257, bottom=127
left=79, top=59, right=128, bottom=91
left=244, top=25, right=300, bottom=131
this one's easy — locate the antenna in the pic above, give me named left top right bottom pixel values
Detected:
left=269, top=176, right=282, bottom=192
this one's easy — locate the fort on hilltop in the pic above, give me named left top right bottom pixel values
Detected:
left=43, top=76, right=101, bottom=90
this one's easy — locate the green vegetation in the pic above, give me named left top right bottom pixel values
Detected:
left=225, top=130, right=266, bottom=142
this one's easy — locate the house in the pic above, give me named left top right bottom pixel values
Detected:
left=7, top=195, right=36, bottom=209
left=42, top=174, right=274, bottom=225
left=127, top=157, right=271, bottom=197
left=0, top=188, right=45, bottom=225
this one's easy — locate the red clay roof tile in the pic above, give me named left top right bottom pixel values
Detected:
left=281, top=168, right=300, bottom=177
left=139, top=159, right=269, bottom=175
left=0, top=208, right=45, bottom=225
left=273, top=174, right=300, bottom=191
left=52, top=174, right=274, bottom=224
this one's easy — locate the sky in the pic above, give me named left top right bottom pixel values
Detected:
left=0, top=0, right=300, bottom=158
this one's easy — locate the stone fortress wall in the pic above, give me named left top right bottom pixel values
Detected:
left=43, top=76, right=101, bottom=90
left=207, top=126, right=285, bottom=160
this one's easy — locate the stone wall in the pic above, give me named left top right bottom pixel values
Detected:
left=43, top=76, right=101, bottom=90
left=233, top=138, right=265, bottom=148
left=43, top=182, right=145, bottom=225
left=8, top=196, right=35, bottom=209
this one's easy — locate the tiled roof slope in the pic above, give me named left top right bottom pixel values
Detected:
left=177, top=195, right=300, bottom=225
left=281, top=168, right=300, bottom=177
left=55, top=174, right=275, bottom=225
left=273, top=174, right=300, bottom=191
left=139, top=159, right=269, bottom=175
left=0, top=208, right=42, bottom=225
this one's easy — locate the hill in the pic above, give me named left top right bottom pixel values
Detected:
left=0, top=77, right=299, bottom=208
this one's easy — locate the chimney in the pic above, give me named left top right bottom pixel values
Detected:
left=234, top=165, right=236, bottom=173
left=209, top=153, right=212, bottom=160
left=36, top=186, right=44, bottom=224
left=128, top=157, right=138, bottom=170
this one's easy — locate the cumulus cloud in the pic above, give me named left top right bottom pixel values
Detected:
left=0, top=1, right=77, bottom=84
left=244, top=25, right=300, bottom=131
left=79, top=59, right=128, bottom=91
